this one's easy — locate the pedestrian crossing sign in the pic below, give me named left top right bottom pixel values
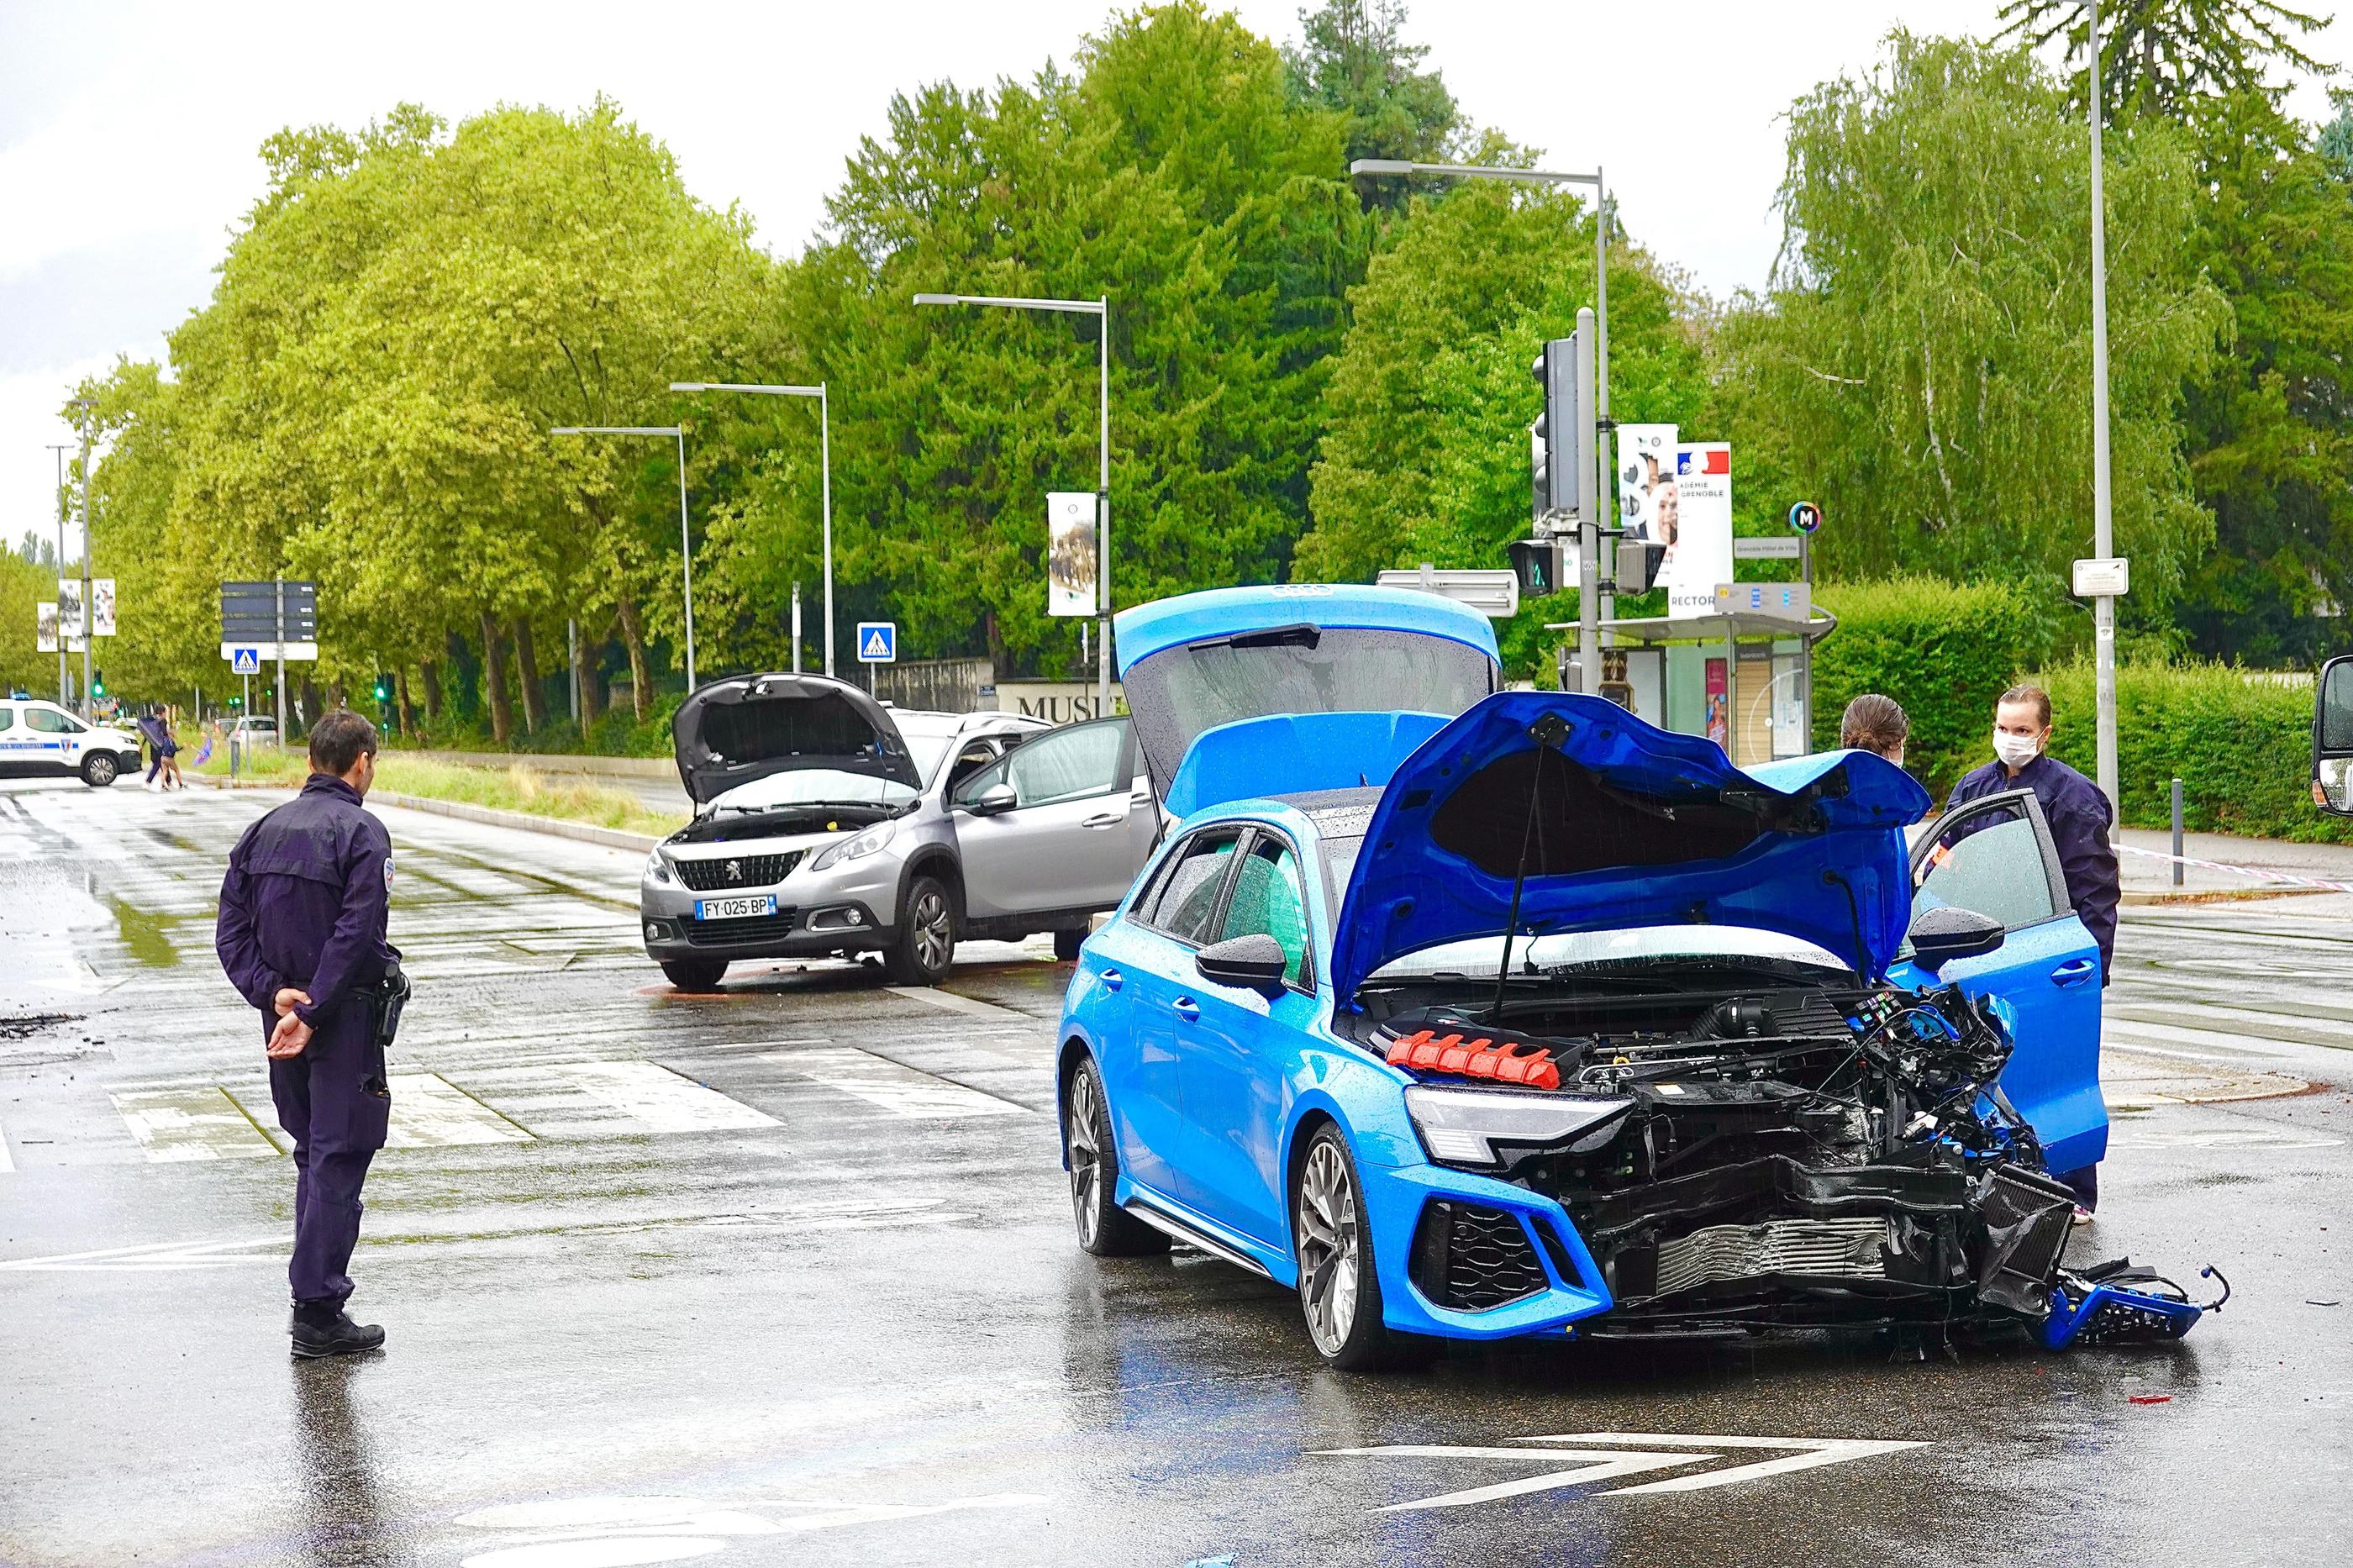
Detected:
left=855, top=622, right=896, bottom=664
left=229, top=646, right=261, bottom=675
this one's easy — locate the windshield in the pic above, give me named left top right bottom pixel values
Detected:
left=709, top=768, right=919, bottom=813
left=1123, top=626, right=1492, bottom=791
left=1371, top=925, right=1850, bottom=981
left=902, top=729, right=958, bottom=788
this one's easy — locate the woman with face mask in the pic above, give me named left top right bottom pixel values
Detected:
left=1941, top=683, right=2119, bottom=1225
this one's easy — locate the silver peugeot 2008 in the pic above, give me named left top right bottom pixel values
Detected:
left=640, top=673, right=1155, bottom=992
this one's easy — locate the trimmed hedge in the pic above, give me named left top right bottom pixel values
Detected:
left=1811, top=576, right=2057, bottom=796
left=2036, top=663, right=2352, bottom=844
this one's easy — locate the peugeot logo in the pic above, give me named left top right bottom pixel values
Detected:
left=725, top=860, right=744, bottom=882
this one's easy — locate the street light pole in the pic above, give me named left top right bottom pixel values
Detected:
left=2087, top=1, right=2120, bottom=816
left=1350, top=159, right=1612, bottom=685
left=913, top=292, right=1113, bottom=713
left=550, top=424, right=698, bottom=690
left=670, top=382, right=834, bottom=676
left=67, top=397, right=96, bottom=713
left=46, top=443, right=71, bottom=706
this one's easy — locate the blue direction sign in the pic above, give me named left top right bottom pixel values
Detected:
left=855, top=622, right=897, bottom=664
left=229, top=647, right=262, bottom=675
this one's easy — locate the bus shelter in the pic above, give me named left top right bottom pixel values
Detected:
left=1545, top=606, right=1838, bottom=771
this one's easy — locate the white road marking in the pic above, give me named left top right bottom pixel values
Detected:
left=0, top=1234, right=281, bottom=1272
left=766, top=1048, right=1027, bottom=1118
left=2107, top=1126, right=2343, bottom=1150
left=556, top=1061, right=778, bottom=1133
left=454, top=1492, right=1045, bottom=1566
left=1528, top=1432, right=1930, bottom=1495
left=1314, top=1446, right=1712, bottom=1511
left=111, top=1087, right=280, bottom=1161
left=382, top=1073, right=534, bottom=1148
left=0, top=1122, right=13, bottom=1175
left=884, top=985, right=1032, bottom=1022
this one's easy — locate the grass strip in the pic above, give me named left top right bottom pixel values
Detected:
left=192, top=746, right=682, bottom=839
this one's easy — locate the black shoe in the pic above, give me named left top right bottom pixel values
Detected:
left=289, top=1305, right=386, bottom=1359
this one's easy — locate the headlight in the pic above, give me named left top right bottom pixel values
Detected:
left=644, top=849, right=674, bottom=885
left=1403, top=1084, right=1634, bottom=1171
left=810, top=818, right=897, bottom=871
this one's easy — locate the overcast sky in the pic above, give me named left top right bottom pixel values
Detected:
left=3, top=0, right=2345, bottom=566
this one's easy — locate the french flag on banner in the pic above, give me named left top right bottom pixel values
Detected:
left=1698, top=446, right=1729, bottom=475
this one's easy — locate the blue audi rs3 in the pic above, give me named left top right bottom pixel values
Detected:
left=1055, top=586, right=2208, bottom=1368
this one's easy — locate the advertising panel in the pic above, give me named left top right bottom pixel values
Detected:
left=37, top=602, right=58, bottom=654
left=1046, top=492, right=1098, bottom=618
left=1616, top=423, right=1678, bottom=544
left=90, top=578, right=116, bottom=637
left=1666, top=443, right=1734, bottom=620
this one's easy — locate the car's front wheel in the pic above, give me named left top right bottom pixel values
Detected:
left=1053, top=928, right=1086, bottom=961
left=82, top=753, right=119, bottom=787
left=1063, top=1055, right=1167, bottom=1258
left=661, top=959, right=728, bottom=992
left=884, top=873, right=955, bottom=985
left=1294, top=1125, right=1434, bottom=1371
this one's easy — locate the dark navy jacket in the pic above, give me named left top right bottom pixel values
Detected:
left=1947, top=752, right=2119, bottom=973
left=215, top=775, right=396, bottom=1029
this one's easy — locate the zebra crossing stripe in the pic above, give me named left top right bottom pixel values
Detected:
left=767, top=1047, right=1027, bottom=1118
left=111, top=1087, right=281, bottom=1162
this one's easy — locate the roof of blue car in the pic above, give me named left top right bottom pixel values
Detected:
left=1113, top=584, right=1500, bottom=676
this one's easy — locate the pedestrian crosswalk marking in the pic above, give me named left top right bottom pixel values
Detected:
left=767, top=1047, right=1027, bottom=1118
left=558, top=1060, right=778, bottom=1132
left=0, top=1123, right=13, bottom=1175
left=111, top=1087, right=281, bottom=1162
left=454, top=1059, right=776, bottom=1136
left=382, top=1073, right=534, bottom=1148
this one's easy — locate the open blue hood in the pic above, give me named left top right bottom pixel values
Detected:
left=1328, top=692, right=1934, bottom=1005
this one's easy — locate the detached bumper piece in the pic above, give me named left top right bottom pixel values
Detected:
left=2042, top=1260, right=2224, bottom=1350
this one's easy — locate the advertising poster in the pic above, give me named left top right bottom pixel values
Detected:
left=1705, top=656, right=1729, bottom=750
left=91, top=578, right=117, bottom=637
left=1045, top=492, right=1097, bottom=618
left=37, top=602, right=58, bottom=654
left=1615, top=423, right=1678, bottom=544
left=1666, top=443, right=1733, bottom=620
left=57, top=580, right=85, bottom=638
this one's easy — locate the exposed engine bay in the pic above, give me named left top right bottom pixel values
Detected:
left=1362, top=960, right=2221, bottom=1347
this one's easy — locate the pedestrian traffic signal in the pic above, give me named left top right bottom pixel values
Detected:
left=91, top=671, right=106, bottom=699
left=1531, top=334, right=1580, bottom=521
left=1508, top=538, right=1566, bottom=597
left=373, top=675, right=392, bottom=703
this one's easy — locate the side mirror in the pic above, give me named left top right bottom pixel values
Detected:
left=2314, top=655, right=2353, bottom=817
left=1907, top=905, right=2006, bottom=971
left=962, top=782, right=1019, bottom=816
left=1195, top=932, right=1289, bottom=995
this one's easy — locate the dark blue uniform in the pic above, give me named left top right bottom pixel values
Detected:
left=214, top=775, right=397, bottom=1310
left=1946, top=752, right=2119, bottom=976
left=1947, top=750, right=2118, bottom=1211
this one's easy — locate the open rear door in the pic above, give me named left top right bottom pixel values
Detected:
left=1887, top=789, right=2105, bottom=1176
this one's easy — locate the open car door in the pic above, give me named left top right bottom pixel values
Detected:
left=1887, top=789, right=2105, bottom=1176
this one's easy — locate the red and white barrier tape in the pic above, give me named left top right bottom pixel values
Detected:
left=2113, top=841, right=2353, bottom=896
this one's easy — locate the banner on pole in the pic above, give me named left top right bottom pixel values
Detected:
left=89, top=578, right=116, bottom=637
left=1045, top=492, right=1098, bottom=618
left=1666, top=443, right=1734, bottom=620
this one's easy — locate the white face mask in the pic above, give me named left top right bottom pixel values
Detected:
left=1992, top=730, right=2042, bottom=770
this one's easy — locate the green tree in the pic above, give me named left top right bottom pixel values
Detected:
left=1283, top=1, right=1461, bottom=177
left=1996, top=0, right=2335, bottom=118
left=1714, top=32, right=2228, bottom=618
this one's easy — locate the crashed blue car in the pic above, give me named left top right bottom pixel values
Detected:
left=1056, top=585, right=2211, bottom=1368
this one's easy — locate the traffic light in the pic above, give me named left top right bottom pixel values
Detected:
left=373, top=675, right=392, bottom=703
left=91, top=670, right=105, bottom=700
left=1614, top=539, right=1668, bottom=594
left=229, top=695, right=243, bottom=710
left=1531, top=333, right=1580, bottom=524
left=1508, top=538, right=1566, bottom=597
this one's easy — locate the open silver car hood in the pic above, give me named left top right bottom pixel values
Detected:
left=671, top=674, right=921, bottom=807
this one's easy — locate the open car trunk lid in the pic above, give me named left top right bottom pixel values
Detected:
left=1329, top=692, right=1933, bottom=1003
left=671, top=674, right=921, bottom=807
left=1113, top=585, right=1500, bottom=803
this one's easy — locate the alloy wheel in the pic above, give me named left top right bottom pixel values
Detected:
left=1296, top=1139, right=1361, bottom=1355
left=1067, top=1068, right=1104, bottom=1246
left=912, top=888, right=952, bottom=973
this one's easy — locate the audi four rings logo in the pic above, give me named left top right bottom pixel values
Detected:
left=725, top=860, right=743, bottom=881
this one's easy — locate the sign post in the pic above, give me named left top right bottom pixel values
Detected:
left=220, top=579, right=318, bottom=737
left=855, top=621, right=896, bottom=695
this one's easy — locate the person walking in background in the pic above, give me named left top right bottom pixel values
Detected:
left=137, top=707, right=176, bottom=790
left=214, top=711, right=404, bottom=1357
left=1839, top=693, right=1909, bottom=766
left=1946, top=682, right=2119, bottom=1224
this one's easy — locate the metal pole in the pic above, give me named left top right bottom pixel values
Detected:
left=567, top=618, right=580, bottom=721
left=274, top=577, right=287, bottom=741
left=1594, top=168, right=1613, bottom=648
left=1800, top=533, right=1815, bottom=750
left=1575, top=308, right=1598, bottom=695
left=49, top=445, right=70, bottom=707
left=2089, top=0, right=2119, bottom=817
left=76, top=413, right=92, bottom=715
left=819, top=386, right=834, bottom=678
left=675, top=429, right=697, bottom=689
left=791, top=581, right=803, bottom=674
left=1097, top=297, right=1112, bottom=713
left=2171, top=776, right=2185, bottom=886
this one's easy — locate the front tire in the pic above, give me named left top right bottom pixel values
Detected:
left=661, top=958, right=728, bottom=992
left=1294, top=1126, right=1435, bottom=1371
left=1053, top=928, right=1086, bottom=961
left=884, top=873, right=955, bottom=985
left=82, top=753, right=119, bottom=787
left=1063, top=1055, right=1167, bottom=1258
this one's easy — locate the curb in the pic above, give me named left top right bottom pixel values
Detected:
left=2120, top=885, right=2340, bottom=907
left=184, top=772, right=663, bottom=853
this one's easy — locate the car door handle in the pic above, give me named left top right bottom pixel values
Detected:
left=1172, top=997, right=1201, bottom=1023
left=2050, top=959, right=2098, bottom=987
left=1082, top=811, right=1123, bottom=829
left=1101, top=968, right=1123, bottom=992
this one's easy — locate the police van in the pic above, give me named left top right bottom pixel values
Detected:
left=0, top=699, right=145, bottom=786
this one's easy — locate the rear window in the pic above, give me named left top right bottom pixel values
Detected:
left=1123, top=626, right=1492, bottom=792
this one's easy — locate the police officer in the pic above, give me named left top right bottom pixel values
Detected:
left=215, top=710, right=399, bottom=1357
left=1946, top=682, right=2119, bottom=1222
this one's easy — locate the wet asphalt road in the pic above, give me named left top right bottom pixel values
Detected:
left=2, top=778, right=2350, bottom=1568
